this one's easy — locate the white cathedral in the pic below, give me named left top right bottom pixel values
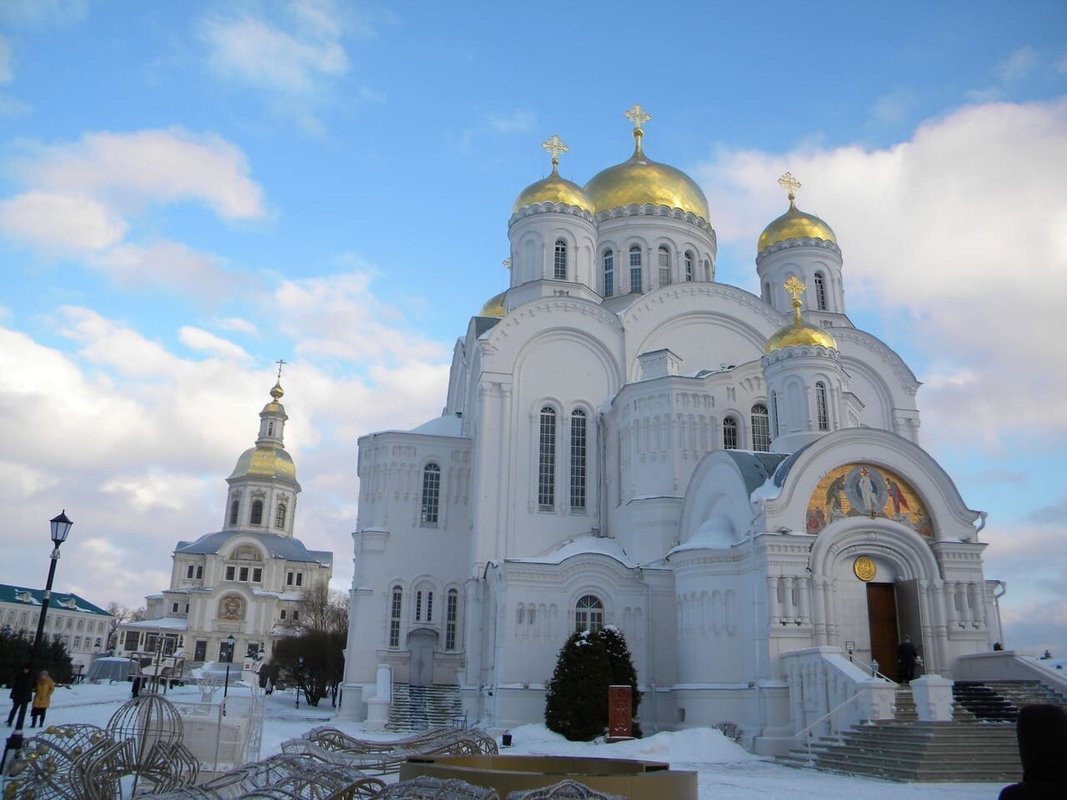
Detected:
left=338, top=107, right=1001, bottom=753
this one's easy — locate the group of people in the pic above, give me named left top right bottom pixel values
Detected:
left=5, top=665, right=55, bottom=729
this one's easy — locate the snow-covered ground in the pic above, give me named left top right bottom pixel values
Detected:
left=23, top=681, right=1007, bottom=799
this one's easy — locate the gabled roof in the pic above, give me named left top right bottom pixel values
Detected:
left=0, top=584, right=112, bottom=616
left=174, top=531, right=332, bottom=567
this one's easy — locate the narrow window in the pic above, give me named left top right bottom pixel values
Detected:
left=239, top=566, right=249, bottom=582
left=196, top=565, right=203, bottom=579
left=554, top=239, right=567, bottom=280
left=684, top=251, right=694, bottom=282
left=772, top=391, right=782, bottom=437
left=292, top=610, right=299, bottom=622
left=389, top=587, right=402, bottom=648
left=267, top=421, right=274, bottom=437
left=538, top=407, right=556, bottom=510
left=703, top=258, right=711, bottom=281
left=814, top=272, right=828, bottom=310
left=575, top=594, right=604, bottom=633
left=229, top=499, right=239, bottom=525
left=250, top=500, right=263, bottom=525
left=445, top=589, right=458, bottom=650
left=816, top=382, right=830, bottom=431
left=570, top=409, right=587, bottom=510
left=295, top=573, right=303, bottom=587
left=658, top=246, right=671, bottom=286
left=763, top=281, right=771, bottom=301
left=225, top=566, right=236, bottom=581
left=252, top=567, right=262, bottom=583
left=286, top=571, right=294, bottom=586
left=421, top=463, right=441, bottom=525
left=415, top=590, right=423, bottom=622
left=752, top=403, right=770, bottom=452
left=723, top=416, right=738, bottom=450
left=186, top=565, right=194, bottom=579
left=280, top=609, right=287, bottom=620
left=629, top=245, right=642, bottom=293
left=171, top=602, right=179, bottom=613
left=603, top=250, right=614, bottom=297
left=275, top=502, right=286, bottom=528
left=426, top=591, right=434, bottom=622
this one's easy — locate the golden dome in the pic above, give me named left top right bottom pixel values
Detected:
left=764, top=321, right=838, bottom=354
left=584, top=129, right=710, bottom=221
left=479, top=290, right=506, bottom=318
left=229, top=445, right=297, bottom=482
left=513, top=171, right=593, bottom=214
left=758, top=198, right=836, bottom=253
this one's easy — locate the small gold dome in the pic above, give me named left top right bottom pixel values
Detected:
left=479, top=290, right=506, bottom=318
left=584, top=131, right=710, bottom=221
left=229, top=446, right=297, bottom=482
left=513, top=170, right=593, bottom=214
left=758, top=199, right=836, bottom=253
left=764, top=321, right=838, bottom=354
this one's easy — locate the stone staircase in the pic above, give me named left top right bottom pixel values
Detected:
left=778, top=681, right=1067, bottom=782
left=386, top=683, right=463, bottom=732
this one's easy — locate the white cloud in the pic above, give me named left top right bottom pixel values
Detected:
left=179, top=327, right=251, bottom=361
left=216, top=317, right=260, bottom=336
left=0, top=191, right=127, bottom=252
left=697, top=98, right=1067, bottom=449
left=996, top=46, right=1038, bottom=82
left=88, top=240, right=241, bottom=298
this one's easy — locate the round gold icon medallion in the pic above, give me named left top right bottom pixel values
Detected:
left=853, top=556, right=877, bottom=582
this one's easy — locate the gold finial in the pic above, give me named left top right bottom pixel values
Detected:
left=624, top=103, right=651, bottom=131
left=784, top=276, right=806, bottom=323
left=271, top=359, right=286, bottom=401
left=275, top=359, right=286, bottom=381
left=778, top=171, right=801, bottom=202
left=541, top=134, right=568, bottom=174
left=502, top=257, right=512, bottom=270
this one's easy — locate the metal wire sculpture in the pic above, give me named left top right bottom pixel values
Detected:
left=374, top=776, right=501, bottom=800
left=505, top=781, right=626, bottom=800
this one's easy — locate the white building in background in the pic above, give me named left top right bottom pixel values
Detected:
left=0, top=584, right=112, bottom=671
left=120, top=380, right=332, bottom=665
left=339, top=108, right=1001, bottom=753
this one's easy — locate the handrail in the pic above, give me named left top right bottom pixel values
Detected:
left=792, top=688, right=866, bottom=765
left=849, top=657, right=896, bottom=684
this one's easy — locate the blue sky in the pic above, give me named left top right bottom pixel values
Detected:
left=1, top=1, right=1065, bottom=656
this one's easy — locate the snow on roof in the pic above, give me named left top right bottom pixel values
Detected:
left=508, top=534, right=639, bottom=569
left=669, top=515, right=737, bottom=555
left=122, top=617, right=189, bottom=631
left=175, top=530, right=333, bottom=567
left=408, top=415, right=464, bottom=437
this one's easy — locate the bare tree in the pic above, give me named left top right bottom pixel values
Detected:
left=298, top=582, right=349, bottom=635
left=105, top=603, right=147, bottom=651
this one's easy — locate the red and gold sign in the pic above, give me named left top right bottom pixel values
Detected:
left=806, top=464, right=932, bottom=538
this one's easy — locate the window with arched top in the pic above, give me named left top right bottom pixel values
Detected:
left=658, top=245, right=671, bottom=286
left=445, top=589, right=459, bottom=650
left=415, top=590, right=423, bottom=622
left=554, top=239, right=567, bottom=280
left=389, top=586, right=402, bottom=648
left=275, top=502, right=286, bottom=528
left=816, top=382, right=830, bottom=431
left=703, top=258, right=711, bottom=281
left=229, top=499, right=239, bottom=526
left=421, top=463, right=441, bottom=525
left=575, top=594, right=604, bottom=633
left=250, top=499, right=263, bottom=525
left=723, top=416, right=738, bottom=450
left=538, top=407, right=556, bottom=510
left=570, top=409, right=587, bottom=511
left=751, top=403, right=770, bottom=451
left=603, top=250, right=614, bottom=297
left=684, top=251, right=694, bottom=282
left=629, top=245, right=642, bottom=293
left=772, top=392, right=782, bottom=437
left=814, top=272, right=828, bottom=310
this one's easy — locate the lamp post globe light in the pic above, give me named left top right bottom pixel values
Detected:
left=1, top=511, right=73, bottom=776
left=223, top=634, right=236, bottom=698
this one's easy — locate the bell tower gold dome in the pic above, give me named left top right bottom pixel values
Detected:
left=513, top=133, right=593, bottom=214
left=584, top=104, right=709, bottom=222
left=758, top=173, right=836, bottom=253
left=765, top=276, right=838, bottom=354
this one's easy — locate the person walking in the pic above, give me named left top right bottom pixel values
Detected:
left=29, top=670, right=55, bottom=728
left=897, top=634, right=918, bottom=682
left=6, top=664, right=33, bottom=726
left=999, top=704, right=1067, bottom=798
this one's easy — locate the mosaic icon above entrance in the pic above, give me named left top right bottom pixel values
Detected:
left=807, top=464, right=932, bottom=538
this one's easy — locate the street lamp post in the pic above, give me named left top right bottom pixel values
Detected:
left=1, top=511, right=73, bottom=776
left=223, top=634, right=236, bottom=698
left=295, top=656, right=304, bottom=709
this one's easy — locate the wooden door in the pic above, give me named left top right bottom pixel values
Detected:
left=408, top=630, right=435, bottom=687
left=867, top=583, right=900, bottom=681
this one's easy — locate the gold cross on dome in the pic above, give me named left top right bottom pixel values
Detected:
left=502, top=257, right=512, bottom=270
left=542, top=134, right=568, bottom=166
left=624, top=103, right=651, bottom=130
left=784, top=275, right=806, bottom=302
left=275, top=359, right=287, bottom=381
left=778, top=171, right=802, bottom=200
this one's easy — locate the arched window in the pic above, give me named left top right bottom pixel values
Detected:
left=415, top=590, right=423, bottom=622
left=684, top=251, right=694, bottom=282
left=763, top=282, right=771, bottom=301
left=629, top=245, right=643, bottom=293
left=703, top=258, right=711, bottom=281
left=603, top=250, right=614, bottom=297
left=554, top=239, right=567, bottom=280
left=570, top=409, right=587, bottom=511
left=389, top=587, right=402, bottom=648
left=815, top=382, right=830, bottom=431
left=275, top=502, right=286, bottom=528
left=723, top=416, right=738, bottom=450
left=575, top=594, right=604, bottom=633
left=421, top=463, right=441, bottom=525
left=814, top=272, right=828, bottom=310
left=445, top=589, right=459, bottom=650
left=267, top=421, right=274, bottom=437
left=229, top=499, right=239, bottom=526
left=250, top=499, right=263, bottom=525
left=751, top=403, right=770, bottom=451
left=538, top=407, right=556, bottom=510
left=658, top=246, right=671, bottom=286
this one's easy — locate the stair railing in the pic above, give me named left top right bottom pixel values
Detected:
left=793, top=688, right=867, bottom=765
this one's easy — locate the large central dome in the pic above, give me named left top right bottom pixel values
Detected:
left=584, top=128, right=710, bottom=222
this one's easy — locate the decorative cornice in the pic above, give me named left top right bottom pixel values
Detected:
left=756, top=237, right=842, bottom=264
left=595, top=203, right=715, bottom=235
left=508, top=203, right=597, bottom=227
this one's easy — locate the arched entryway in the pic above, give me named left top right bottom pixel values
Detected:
left=407, top=628, right=437, bottom=686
